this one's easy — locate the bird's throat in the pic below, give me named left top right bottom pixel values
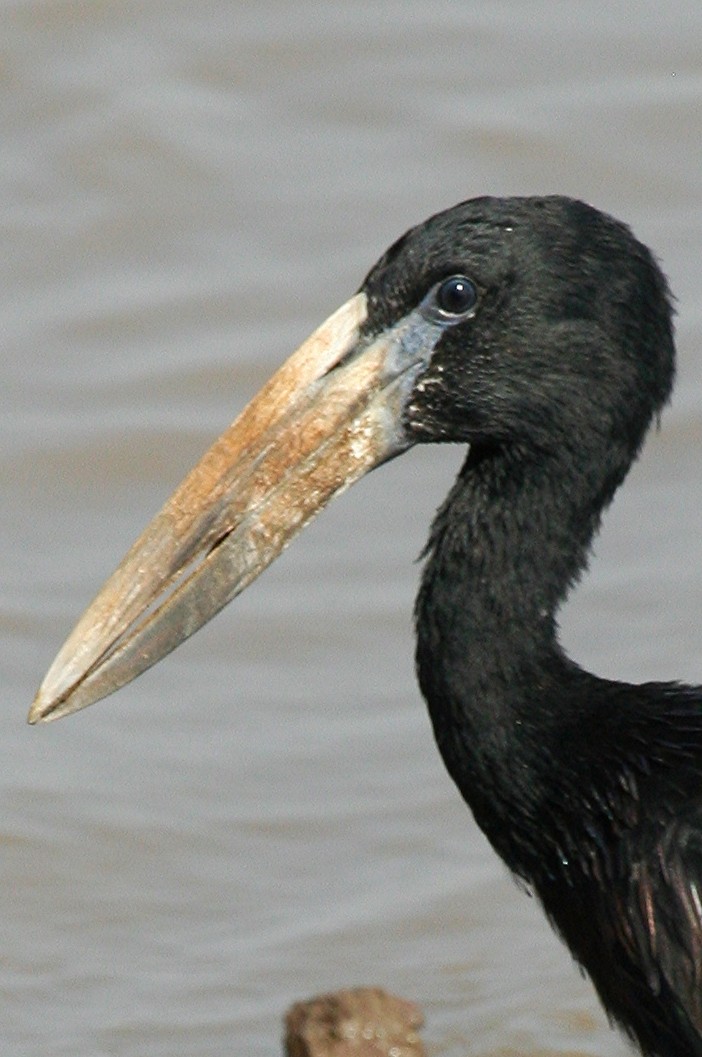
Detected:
left=414, top=444, right=605, bottom=869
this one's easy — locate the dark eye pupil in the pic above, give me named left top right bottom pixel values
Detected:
left=436, top=275, right=477, bottom=316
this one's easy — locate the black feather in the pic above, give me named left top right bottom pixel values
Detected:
left=360, top=195, right=700, bottom=1056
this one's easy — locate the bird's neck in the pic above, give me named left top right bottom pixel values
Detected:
left=415, top=443, right=613, bottom=874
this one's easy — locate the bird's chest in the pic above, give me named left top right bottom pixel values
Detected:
left=433, top=689, right=641, bottom=897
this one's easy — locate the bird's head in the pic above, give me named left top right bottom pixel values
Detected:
left=29, top=196, right=675, bottom=724
left=362, top=196, right=674, bottom=463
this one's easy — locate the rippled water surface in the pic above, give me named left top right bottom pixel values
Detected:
left=3, top=4, right=702, bottom=1055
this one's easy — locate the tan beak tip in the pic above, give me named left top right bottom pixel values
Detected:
left=27, top=698, right=47, bottom=725
left=27, top=688, right=60, bottom=725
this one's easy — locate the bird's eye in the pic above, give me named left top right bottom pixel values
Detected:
left=435, top=275, right=479, bottom=318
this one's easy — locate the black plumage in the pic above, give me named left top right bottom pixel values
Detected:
left=363, top=197, right=702, bottom=1056
left=31, top=195, right=702, bottom=1057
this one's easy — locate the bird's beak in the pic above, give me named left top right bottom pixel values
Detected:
left=29, top=291, right=440, bottom=723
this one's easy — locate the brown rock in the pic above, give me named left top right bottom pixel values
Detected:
left=284, top=987, right=426, bottom=1057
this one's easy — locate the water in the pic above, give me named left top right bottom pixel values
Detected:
left=2, top=3, right=702, bottom=1054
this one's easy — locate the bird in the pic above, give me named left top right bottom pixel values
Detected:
left=29, top=195, right=702, bottom=1057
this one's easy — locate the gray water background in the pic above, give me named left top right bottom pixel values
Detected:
left=2, top=3, right=702, bottom=1055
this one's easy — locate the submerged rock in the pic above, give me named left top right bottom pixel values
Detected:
left=284, top=987, right=426, bottom=1057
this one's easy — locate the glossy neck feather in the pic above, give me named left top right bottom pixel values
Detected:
left=414, top=439, right=631, bottom=877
